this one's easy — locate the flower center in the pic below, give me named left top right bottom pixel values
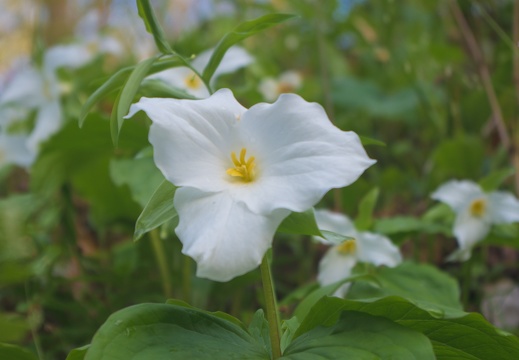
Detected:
left=469, top=198, right=486, bottom=218
left=337, top=239, right=357, bottom=255
left=226, top=148, right=256, bottom=182
left=184, top=72, right=202, bottom=90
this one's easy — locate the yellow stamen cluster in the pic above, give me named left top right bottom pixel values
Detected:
left=469, top=198, right=486, bottom=218
left=337, top=239, right=357, bottom=255
left=226, top=148, right=256, bottom=182
left=184, top=73, right=202, bottom=89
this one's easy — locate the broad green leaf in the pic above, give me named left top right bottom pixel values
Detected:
left=278, top=208, right=320, bottom=236
left=134, top=180, right=177, bottom=240
left=292, top=274, right=375, bottom=322
left=66, top=345, right=90, bottom=360
left=165, top=299, right=245, bottom=330
left=307, top=296, right=519, bottom=360
left=374, top=215, right=450, bottom=237
left=283, top=311, right=435, bottom=359
left=278, top=209, right=353, bottom=245
left=347, top=262, right=463, bottom=312
left=84, top=303, right=269, bottom=360
left=136, top=0, right=173, bottom=54
left=354, top=187, right=379, bottom=231
left=0, top=343, right=37, bottom=360
left=248, top=310, right=271, bottom=357
left=113, top=55, right=159, bottom=146
left=280, top=317, right=299, bottom=353
left=110, top=157, right=165, bottom=208
left=79, top=57, right=184, bottom=126
left=202, top=14, right=296, bottom=83
left=479, top=168, right=515, bottom=192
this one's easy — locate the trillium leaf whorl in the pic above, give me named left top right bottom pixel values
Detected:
left=127, top=89, right=375, bottom=281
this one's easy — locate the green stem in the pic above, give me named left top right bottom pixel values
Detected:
left=150, top=229, right=173, bottom=298
left=260, top=254, right=282, bottom=359
left=182, top=254, right=192, bottom=303
left=461, top=255, right=473, bottom=309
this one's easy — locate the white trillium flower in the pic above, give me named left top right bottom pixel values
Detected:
left=126, top=89, right=375, bottom=281
left=431, top=180, right=519, bottom=261
left=314, top=209, right=402, bottom=297
left=258, top=70, right=302, bottom=102
left=148, top=46, right=253, bottom=98
left=0, top=43, right=102, bottom=167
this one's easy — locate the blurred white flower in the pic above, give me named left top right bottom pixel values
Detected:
left=148, top=46, right=253, bottom=98
left=431, top=180, right=519, bottom=261
left=0, top=43, right=102, bottom=167
left=258, top=70, right=302, bottom=102
left=314, top=209, right=402, bottom=297
left=126, top=89, right=375, bottom=281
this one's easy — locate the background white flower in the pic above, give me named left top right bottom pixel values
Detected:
left=126, top=89, right=375, bottom=281
left=148, top=46, right=253, bottom=98
left=258, top=70, right=302, bottom=102
left=314, top=209, right=402, bottom=297
left=431, top=180, right=519, bottom=261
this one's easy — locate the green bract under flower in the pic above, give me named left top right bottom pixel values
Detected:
left=431, top=180, right=519, bottom=261
left=126, top=89, right=375, bottom=281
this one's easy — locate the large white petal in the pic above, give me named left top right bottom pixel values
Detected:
left=487, top=191, right=519, bottom=224
left=126, top=89, right=247, bottom=192
left=174, top=187, right=290, bottom=281
left=431, top=180, right=483, bottom=212
left=451, top=211, right=491, bottom=261
left=312, top=209, right=357, bottom=245
left=230, top=93, right=375, bottom=214
left=356, top=231, right=402, bottom=267
left=317, top=246, right=356, bottom=297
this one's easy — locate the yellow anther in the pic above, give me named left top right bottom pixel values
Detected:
left=469, top=199, right=486, bottom=218
left=226, top=147, right=256, bottom=182
left=184, top=72, right=202, bottom=89
left=337, top=239, right=357, bottom=255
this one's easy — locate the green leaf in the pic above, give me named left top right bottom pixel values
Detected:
left=354, top=187, right=379, bottom=231
left=310, top=296, right=519, bottom=360
left=348, top=262, right=463, bottom=312
left=278, top=208, right=353, bottom=245
left=202, top=14, right=296, bottom=83
left=84, top=303, right=269, bottom=360
left=134, top=180, right=177, bottom=240
left=359, top=135, right=386, bottom=147
left=280, top=317, right=300, bottom=353
left=79, top=57, right=185, bottom=126
left=292, top=274, right=375, bottom=322
left=0, top=313, right=30, bottom=343
left=66, top=345, right=90, bottom=360
left=136, top=0, right=173, bottom=54
left=283, top=311, right=435, bottom=359
left=278, top=208, right=321, bottom=236
left=0, top=343, right=37, bottom=360
left=139, top=79, right=197, bottom=100
left=110, top=156, right=165, bottom=208
left=479, top=168, right=515, bottom=192
left=248, top=310, right=271, bottom=357
left=113, top=55, right=159, bottom=146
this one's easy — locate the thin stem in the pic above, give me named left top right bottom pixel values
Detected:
left=260, top=254, right=282, bottom=359
left=150, top=229, right=173, bottom=298
left=449, top=0, right=511, bottom=150
left=182, top=254, right=192, bottom=303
